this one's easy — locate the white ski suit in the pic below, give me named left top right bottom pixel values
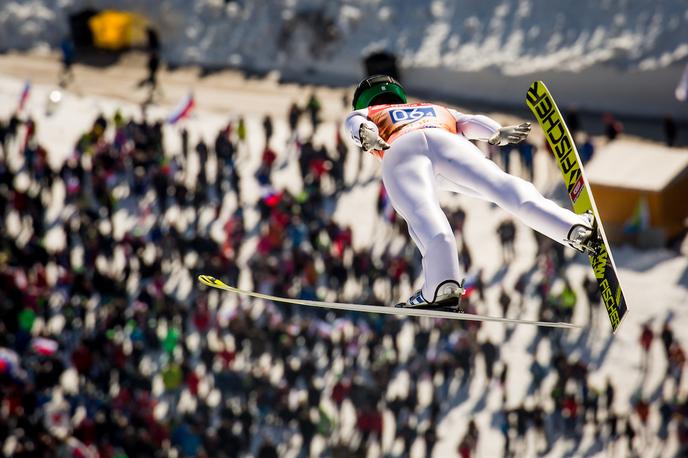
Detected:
left=345, top=102, right=586, bottom=301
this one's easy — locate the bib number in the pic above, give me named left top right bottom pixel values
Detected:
left=390, top=107, right=436, bottom=123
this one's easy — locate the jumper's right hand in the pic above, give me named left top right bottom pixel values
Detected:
left=488, top=122, right=531, bottom=146
left=359, top=123, right=390, bottom=152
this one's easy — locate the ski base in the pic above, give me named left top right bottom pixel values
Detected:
left=198, top=275, right=581, bottom=330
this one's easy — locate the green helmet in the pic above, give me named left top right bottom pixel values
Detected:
left=352, top=75, right=407, bottom=110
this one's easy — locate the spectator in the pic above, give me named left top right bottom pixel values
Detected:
left=605, top=378, right=616, bottom=414
left=499, top=287, right=511, bottom=319
left=661, top=319, right=675, bottom=360
left=331, top=376, right=351, bottom=418
left=533, top=404, right=548, bottom=453
left=451, top=207, right=467, bottom=237
left=298, top=406, right=316, bottom=456
left=565, top=108, right=581, bottom=136
left=306, top=92, right=321, bottom=132
left=424, top=425, right=437, bottom=456
left=137, top=48, right=161, bottom=102
left=237, top=116, right=247, bottom=146
left=514, top=271, right=528, bottom=314
left=457, top=419, right=479, bottom=458
left=480, top=338, right=498, bottom=381
left=196, top=138, right=209, bottom=187
left=607, top=410, right=619, bottom=443
left=623, top=417, right=636, bottom=455
left=639, top=323, right=653, bottom=375
left=59, top=35, right=75, bottom=87
left=262, top=145, right=277, bottom=168
left=657, top=397, right=673, bottom=446
left=579, top=136, right=595, bottom=164
left=561, top=393, right=579, bottom=437
left=499, top=144, right=512, bottom=174
left=602, top=113, right=623, bottom=141
left=557, top=280, right=577, bottom=323
left=215, top=125, right=235, bottom=185
left=497, top=219, right=516, bottom=263
left=499, top=409, right=511, bottom=456
left=459, top=242, right=472, bottom=274
left=528, top=359, right=547, bottom=396
left=663, top=115, right=677, bottom=147
left=582, top=275, right=601, bottom=325
left=263, top=114, right=274, bottom=146
left=288, top=102, right=301, bottom=137
left=582, top=383, right=599, bottom=427
left=517, top=139, right=535, bottom=181
left=257, top=439, right=279, bottom=458
left=667, top=342, right=686, bottom=396
left=632, top=395, right=650, bottom=436
left=335, top=128, right=348, bottom=174
left=180, top=127, right=189, bottom=160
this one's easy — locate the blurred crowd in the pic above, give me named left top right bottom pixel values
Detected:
left=0, top=91, right=686, bottom=458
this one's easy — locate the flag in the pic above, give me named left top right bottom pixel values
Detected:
left=462, top=274, right=478, bottom=298
left=32, top=337, right=58, bottom=356
left=260, top=185, right=282, bottom=207
left=676, top=63, right=688, bottom=102
left=0, top=347, right=20, bottom=376
left=166, top=92, right=194, bottom=124
left=18, top=80, right=31, bottom=112
left=624, top=198, right=650, bottom=234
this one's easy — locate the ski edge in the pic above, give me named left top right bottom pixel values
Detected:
left=197, top=275, right=582, bottom=330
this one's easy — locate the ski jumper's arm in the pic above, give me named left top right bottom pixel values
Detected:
left=345, top=109, right=374, bottom=147
left=448, top=109, right=501, bottom=142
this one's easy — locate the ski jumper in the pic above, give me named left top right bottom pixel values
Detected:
left=345, top=103, right=586, bottom=300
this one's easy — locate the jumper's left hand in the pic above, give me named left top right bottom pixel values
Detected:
left=488, top=122, right=531, bottom=146
left=359, top=123, right=390, bottom=152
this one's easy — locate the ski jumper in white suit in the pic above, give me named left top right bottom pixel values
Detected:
left=345, top=102, right=589, bottom=302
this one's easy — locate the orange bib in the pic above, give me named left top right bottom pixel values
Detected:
left=367, top=103, right=458, bottom=158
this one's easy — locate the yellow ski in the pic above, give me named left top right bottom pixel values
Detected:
left=526, top=81, right=628, bottom=333
left=197, top=275, right=580, bottom=330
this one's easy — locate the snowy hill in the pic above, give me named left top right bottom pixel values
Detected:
left=2, top=64, right=688, bottom=456
left=1, top=0, right=687, bottom=117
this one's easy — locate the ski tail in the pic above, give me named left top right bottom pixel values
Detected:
left=525, top=81, right=628, bottom=333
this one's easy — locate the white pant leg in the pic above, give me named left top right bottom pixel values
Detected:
left=425, top=129, right=585, bottom=244
left=381, top=131, right=461, bottom=300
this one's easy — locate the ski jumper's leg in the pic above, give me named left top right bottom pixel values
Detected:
left=426, top=129, right=586, bottom=244
left=381, top=131, right=461, bottom=300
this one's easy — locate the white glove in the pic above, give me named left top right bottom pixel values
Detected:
left=359, top=123, right=390, bottom=152
left=488, top=122, right=531, bottom=146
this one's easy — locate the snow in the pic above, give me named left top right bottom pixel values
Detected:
left=2, top=63, right=688, bottom=456
left=1, top=1, right=688, bottom=117
left=586, top=139, right=688, bottom=191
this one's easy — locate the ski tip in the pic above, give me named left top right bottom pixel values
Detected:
left=198, top=274, right=220, bottom=287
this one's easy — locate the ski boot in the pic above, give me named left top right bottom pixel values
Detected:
left=396, top=279, right=464, bottom=311
left=566, top=211, right=602, bottom=256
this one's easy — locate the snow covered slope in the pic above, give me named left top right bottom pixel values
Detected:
left=1, top=1, right=687, bottom=117
left=2, top=65, right=688, bottom=457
